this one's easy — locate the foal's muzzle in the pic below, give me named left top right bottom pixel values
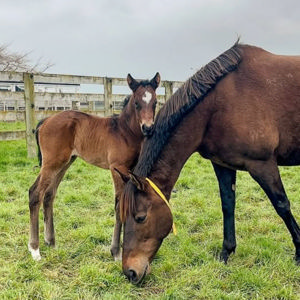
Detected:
left=141, top=124, right=154, bottom=137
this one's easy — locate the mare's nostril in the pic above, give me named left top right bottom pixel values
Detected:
left=128, top=269, right=138, bottom=282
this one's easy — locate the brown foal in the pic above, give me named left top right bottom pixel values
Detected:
left=28, top=73, right=160, bottom=261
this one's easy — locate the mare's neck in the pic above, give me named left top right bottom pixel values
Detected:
left=148, top=145, right=194, bottom=200
left=144, top=102, right=211, bottom=200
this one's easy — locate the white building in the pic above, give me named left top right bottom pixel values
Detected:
left=0, top=81, right=80, bottom=111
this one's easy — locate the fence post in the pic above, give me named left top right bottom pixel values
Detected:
left=88, top=101, right=95, bottom=111
left=164, top=81, right=173, bottom=107
left=24, top=73, right=36, bottom=158
left=104, top=77, right=113, bottom=116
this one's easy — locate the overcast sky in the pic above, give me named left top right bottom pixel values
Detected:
left=1, top=0, right=300, bottom=82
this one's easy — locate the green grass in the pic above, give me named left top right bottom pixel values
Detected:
left=0, top=121, right=26, bottom=131
left=1, top=140, right=300, bottom=299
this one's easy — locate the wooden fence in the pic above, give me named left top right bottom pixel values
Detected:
left=0, top=71, right=182, bottom=158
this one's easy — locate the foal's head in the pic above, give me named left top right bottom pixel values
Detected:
left=127, top=73, right=160, bottom=136
left=117, top=171, right=173, bottom=284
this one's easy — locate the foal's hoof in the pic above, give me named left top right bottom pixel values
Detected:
left=28, top=244, right=41, bottom=261
left=44, top=238, right=55, bottom=248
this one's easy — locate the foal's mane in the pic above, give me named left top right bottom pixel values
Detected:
left=120, top=41, right=242, bottom=222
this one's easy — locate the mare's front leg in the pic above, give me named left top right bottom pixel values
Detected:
left=212, top=163, right=237, bottom=263
left=110, top=167, right=126, bottom=261
left=247, top=159, right=300, bottom=263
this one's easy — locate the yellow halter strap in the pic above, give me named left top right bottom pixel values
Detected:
left=145, top=177, right=177, bottom=235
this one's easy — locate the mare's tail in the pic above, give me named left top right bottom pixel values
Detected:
left=35, top=118, right=47, bottom=167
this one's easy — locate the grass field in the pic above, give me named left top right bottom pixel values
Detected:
left=1, top=135, right=300, bottom=298
left=0, top=121, right=26, bottom=131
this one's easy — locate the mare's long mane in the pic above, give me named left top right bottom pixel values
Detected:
left=120, top=41, right=242, bottom=222
left=134, top=41, right=242, bottom=177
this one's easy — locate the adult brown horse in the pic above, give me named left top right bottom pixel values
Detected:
left=28, top=73, right=160, bottom=261
left=117, top=41, right=300, bottom=284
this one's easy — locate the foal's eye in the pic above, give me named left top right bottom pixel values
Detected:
left=135, top=102, right=141, bottom=110
left=135, top=215, right=147, bottom=223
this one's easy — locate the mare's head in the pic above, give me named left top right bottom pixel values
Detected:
left=127, top=73, right=160, bottom=136
left=116, top=171, right=173, bottom=284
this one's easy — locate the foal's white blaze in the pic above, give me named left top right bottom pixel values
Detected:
left=28, top=244, right=41, bottom=261
left=142, top=91, right=152, bottom=104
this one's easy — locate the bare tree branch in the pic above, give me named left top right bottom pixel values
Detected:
left=0, top=44, right=53, bottom=73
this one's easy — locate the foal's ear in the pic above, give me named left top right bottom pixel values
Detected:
left=114, top=168, right=130, bottom=183
left=129, top=171, right=146, bottom=191
left=127, top=74, right=140, bottom=92
left=150, top=72, right=160, bottom=90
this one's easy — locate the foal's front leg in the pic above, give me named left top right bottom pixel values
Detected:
left=212, top=163, right=237, bottom=263
left=110, top=195, right=122, bottom=261
left=110, top=168, right=126, bottom=261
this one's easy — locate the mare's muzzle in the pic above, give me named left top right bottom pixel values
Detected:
left=123, top=263, right=149, bottom=284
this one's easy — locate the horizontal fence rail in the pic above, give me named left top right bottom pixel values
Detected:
left=0, top=71, right=183, bottom=157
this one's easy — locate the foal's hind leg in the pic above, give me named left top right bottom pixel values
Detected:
left=28, top=175, right=42, bottom=260
left=247, top=159, right=300, bottom=262
left=212, top=163, right=237, bottom=263
left=29, top=158, right=75, bottom=260
left=29, top=169, right=59, bottom=260
left=43, top=157, right=76, bottom=247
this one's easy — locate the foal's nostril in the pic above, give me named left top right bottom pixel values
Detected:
left=141, top=124, right=154, bottom=136
left=128, top=269, right=138, bottom=282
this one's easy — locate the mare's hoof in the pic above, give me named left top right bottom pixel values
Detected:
left=219, top=247, right=235, bottom=264
left=294, top=254, right=300, bottom=265
left=220, top=250, right=229, bottom=264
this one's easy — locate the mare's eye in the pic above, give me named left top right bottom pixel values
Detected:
left=135, top=215, right=147, bottom=223
left=135, top=102, right=141, bottom=110
left=153, top=100, right=157, bottom=109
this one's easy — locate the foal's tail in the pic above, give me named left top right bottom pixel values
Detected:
left=35, top=118, right=46, bottom=167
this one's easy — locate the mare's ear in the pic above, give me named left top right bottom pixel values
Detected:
left=129, top=171, right=147, bottom=191
left=114, top=168, right=130, bottom=183
left=127, top=74, right=140, bottom=92
left=150, top=72, right=160, bottom=90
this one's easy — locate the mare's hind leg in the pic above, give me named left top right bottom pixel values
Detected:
left=247, top=159, right=300, bottom=262
left=212, top=163, right=237, bottom=263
